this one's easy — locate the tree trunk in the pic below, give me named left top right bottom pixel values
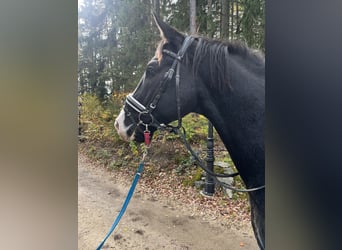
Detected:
left=190, top=0, right=196, bottom=35
left=230, top=0, right=234, bottom=39
left=153, top=0, right=160, bottom=17
left=207, top=0, right=213, bottom=37
left=236, top=0, right=240, bottom=35
left=221, top=0, right=229, bottom=39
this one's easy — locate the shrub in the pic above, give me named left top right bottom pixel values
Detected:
left=79, top=93, right=125, bottom=145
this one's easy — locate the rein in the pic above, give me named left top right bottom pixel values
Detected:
left=176, top=126, right=265, bottom=192
left=96, top=141, right=150, bottom=250
left=124, top=36, right=265, bottom=192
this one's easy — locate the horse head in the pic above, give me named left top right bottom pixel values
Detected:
left=115, top=14, right=199, bottom=143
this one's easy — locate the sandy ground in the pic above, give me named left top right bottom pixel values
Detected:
left=78, top=152, right=258, bottom=250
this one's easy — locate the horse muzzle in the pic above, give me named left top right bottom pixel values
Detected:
left=114, top=109, right=134, bottom=141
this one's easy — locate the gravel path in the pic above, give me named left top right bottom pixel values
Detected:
left=78, top=152, right=258, bottom=249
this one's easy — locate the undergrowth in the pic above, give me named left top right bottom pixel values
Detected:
left=79, top=93, right=245, bottom=196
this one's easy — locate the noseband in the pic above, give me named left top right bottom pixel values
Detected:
left=124, top=36, right=195, bottom=133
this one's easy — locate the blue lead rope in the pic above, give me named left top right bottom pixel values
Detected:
left=96, top=161, right=145, bottom=250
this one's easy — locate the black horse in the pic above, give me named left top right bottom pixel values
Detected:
left=115, top=14, right=265, bottom=249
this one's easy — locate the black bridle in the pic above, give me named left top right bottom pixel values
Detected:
left=123, top=36, right=265, bottom=192
left=124, top=36, right=195, bottom=134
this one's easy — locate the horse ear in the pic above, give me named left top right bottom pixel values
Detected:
left=152, top=12, right=184, bottom=46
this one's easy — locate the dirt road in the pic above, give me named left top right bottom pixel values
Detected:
left=78, top=152, right=258, bottom=250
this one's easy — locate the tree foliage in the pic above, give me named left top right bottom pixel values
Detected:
left=78, top=0, right=264, bottom=100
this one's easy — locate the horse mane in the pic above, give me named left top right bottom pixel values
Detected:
left=156, top=36, right=264, bottom=90
left=192, top=37, right=264, bottom=89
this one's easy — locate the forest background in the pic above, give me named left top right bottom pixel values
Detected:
left=78, top=0, right=264, bottom=100
left=78, top=0, right=264, bottom=201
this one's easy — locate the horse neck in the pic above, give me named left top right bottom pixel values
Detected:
left=195, top=55, right=265, bottom=188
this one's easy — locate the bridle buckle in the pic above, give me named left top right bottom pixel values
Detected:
left=149, top=103, right=156, bottom=109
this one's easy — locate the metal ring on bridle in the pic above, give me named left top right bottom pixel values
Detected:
left=138, top=111, right=154, bottom=126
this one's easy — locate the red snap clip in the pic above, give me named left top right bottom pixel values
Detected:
left=144, top=131, right=150, bottom=146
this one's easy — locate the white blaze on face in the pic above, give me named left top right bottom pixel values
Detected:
left=114, top=109, right=134, bottom=141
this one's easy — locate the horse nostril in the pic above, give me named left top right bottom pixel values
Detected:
left=114, top=120, right=119, bottom=130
